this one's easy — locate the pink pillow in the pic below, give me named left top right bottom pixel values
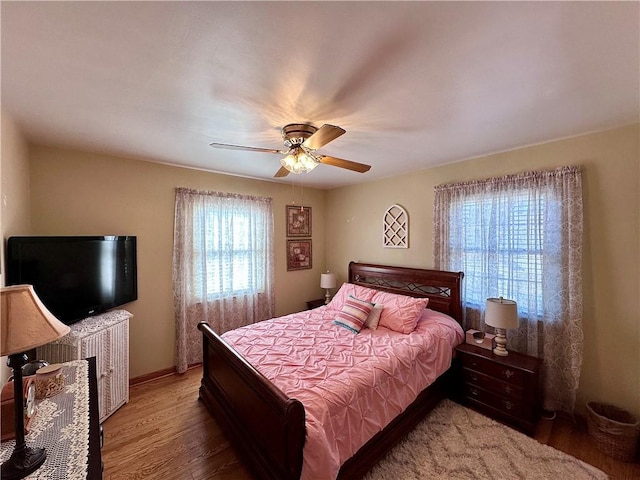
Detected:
left=371, top=290, right=429, bottom=334
left=327, top=283, right=377, bottom=309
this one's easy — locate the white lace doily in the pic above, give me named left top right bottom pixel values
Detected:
left=0, top=360, right=91, bottom=479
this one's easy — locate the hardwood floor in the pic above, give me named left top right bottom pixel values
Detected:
left=101, top=367, right=253, bottom=480
left=102, top=367, right=640, bottom=479
left=534, top=412, right=640, bottom=479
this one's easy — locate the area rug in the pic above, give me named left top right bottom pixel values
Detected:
left=364, top=399, right=608, bottom=480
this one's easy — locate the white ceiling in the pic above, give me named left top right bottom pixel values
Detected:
left=2, top=2, right=638, bottom=189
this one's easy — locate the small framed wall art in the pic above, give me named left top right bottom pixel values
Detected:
left=286, top=205, right=312, bottom=237
left=286, top=239, right=312, bottom=271
left=383, top=204, right=408, bottom=248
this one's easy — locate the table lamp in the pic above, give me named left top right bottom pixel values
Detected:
left=1, top=285, right=70, bottom=480
left=320, top=272, right=337, bottom=304
left=484, top=297, right=518, bottom=356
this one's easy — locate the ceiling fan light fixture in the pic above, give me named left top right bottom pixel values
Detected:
left=210, top=123, right=370, bottom=177
left=298, top=151, right=319, bottom=171
left=280, top=148, right=318, bottom=174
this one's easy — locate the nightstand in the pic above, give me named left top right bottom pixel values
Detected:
left=306, top=298, right=326, bottom=310
left=455, top=342, right=541, bottom=435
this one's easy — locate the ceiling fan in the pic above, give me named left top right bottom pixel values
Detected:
left=210, top=123, right=371, bottom=178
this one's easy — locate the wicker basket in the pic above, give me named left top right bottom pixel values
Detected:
left=586, top=401, right=639, bottom=462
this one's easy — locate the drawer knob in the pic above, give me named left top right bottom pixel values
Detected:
left=504, top=401, right=514, bottom=410
left=470, top=375, right=478, bottom=382
left=470, top=388, right=478, bottom=396
left=504, top=369, right=515, bottom=379
left=505, top=386, right=512, bottom=395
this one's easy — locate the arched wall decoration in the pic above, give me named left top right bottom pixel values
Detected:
left=383, top=204, right=409, bottom=248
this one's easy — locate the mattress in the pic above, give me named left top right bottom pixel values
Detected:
left=222, top=303, right=463, bottom=480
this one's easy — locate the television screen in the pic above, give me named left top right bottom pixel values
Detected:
left=6, top=236, right=137, bottom=325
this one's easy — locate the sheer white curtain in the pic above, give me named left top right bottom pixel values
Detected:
left=173, top=188, right=275, bottom=373
left=434, top=166, right=583, bottom=413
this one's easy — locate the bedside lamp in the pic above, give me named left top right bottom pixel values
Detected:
left=484, top=297, right=518, bottom=357
left=320, top=272, right=337, bottom=304
left=1, top=285, right=70, bottom=480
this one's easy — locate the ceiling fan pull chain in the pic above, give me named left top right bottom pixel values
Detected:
left=290, top=177, right=305, bottom=210
left=291, top=180, right=296, bottom=206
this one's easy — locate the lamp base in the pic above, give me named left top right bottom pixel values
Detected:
left=1, top=445, right=47, bottom=480
left=492, top=328, right=510, bottom=356
left=2, top=353, right=47, bottom=480
left=324, top=289, right=331, bottom=305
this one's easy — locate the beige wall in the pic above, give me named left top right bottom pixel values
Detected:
left=1, top=110, right=31, bottom=269
left=1, top=109, right=32, bottom=383
left=326, top=124, right=640, bottom=417
left=28, top=146, right=327, bottom=378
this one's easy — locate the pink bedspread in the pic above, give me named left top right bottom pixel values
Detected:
left=221, top=305, right=464, bottom=480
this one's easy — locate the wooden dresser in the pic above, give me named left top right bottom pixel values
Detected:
left=455, top=342, right=541, bottom=435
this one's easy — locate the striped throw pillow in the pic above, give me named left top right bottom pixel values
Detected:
left=333, top=295, right=374, bottom=334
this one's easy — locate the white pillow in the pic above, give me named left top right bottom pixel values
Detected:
left=364, top=303, right=384, bottom=330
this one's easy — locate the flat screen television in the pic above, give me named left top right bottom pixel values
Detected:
left=6, top=236, right=137, bottom=325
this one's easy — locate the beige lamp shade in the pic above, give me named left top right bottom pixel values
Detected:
left=320, top=272, right=337, bottom=289
left=1, top=285, right=71, bottom=356
left=484, top=297, right=518, bottom=329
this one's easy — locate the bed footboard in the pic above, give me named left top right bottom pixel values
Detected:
left=197, top=321, right=305, bottom=480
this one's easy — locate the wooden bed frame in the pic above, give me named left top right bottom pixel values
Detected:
left=198, top=262, right=463, bottom=480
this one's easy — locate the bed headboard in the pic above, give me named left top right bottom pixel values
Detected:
left=348, top=262, right=464, bottom=324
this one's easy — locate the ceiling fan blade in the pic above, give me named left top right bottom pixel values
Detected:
left=318, top=155, right=371, bottom=173
left=274, top=166, right=290, bottom=178
left=303, top=124, right=346, bottom=150
left=209, top=142, right=285, bottom=154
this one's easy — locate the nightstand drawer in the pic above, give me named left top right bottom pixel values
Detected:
left=461, top=353, right=524, bottom=386
left=463, top=384, right=525, bottom=419
left=462, top=368, right=523, bottom=401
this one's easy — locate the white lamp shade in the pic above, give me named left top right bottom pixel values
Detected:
left=320, top=273, right=337, bottom=289
left=484, top=297, right=518, bottom=329
left=1, top=285, right=71, bottom=356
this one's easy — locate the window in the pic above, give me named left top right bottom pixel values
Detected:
left=195, top=207, right=268, bottom=298
left=174, top=190, right=273, bottom=303
left=173, top=188, right=275, bottom=373
left=451, top=190, right=548, bottom=317
left=434, top=166, right=584, bottom=413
